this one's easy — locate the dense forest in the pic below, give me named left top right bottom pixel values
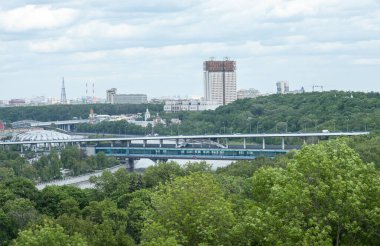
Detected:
left=1, top=91, right=379, bottom=136
left=0, top=138, right=379, bottom=245
left=73, top=91, right=380, bottom=136
left=0, top=103, right=163, bottom=122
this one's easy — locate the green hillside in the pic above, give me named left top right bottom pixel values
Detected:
left=169, top=91, right=380, bottom=135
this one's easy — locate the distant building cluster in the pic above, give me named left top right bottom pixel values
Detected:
left=276, top=81, right=305, bottom=95
left=0, top=58, right=311, bottom=111
left=88, top=108, right=166, bottom=127
left=237, top=88, right=261, bottom=99
left=106, top=88, right=147, bottom=104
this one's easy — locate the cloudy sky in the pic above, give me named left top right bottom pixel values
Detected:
left=0, top=0, right=379, bottom=100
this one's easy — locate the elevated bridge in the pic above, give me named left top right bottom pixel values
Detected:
left=0, top=131, right=369, bottom=162
left=30, top=119, right=89, bottom=131
left=95, top=146, right=289, bottom=161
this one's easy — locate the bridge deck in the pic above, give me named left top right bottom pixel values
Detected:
left=96, top=147, right=289, bottom=160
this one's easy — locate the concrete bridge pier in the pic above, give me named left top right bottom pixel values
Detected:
left=127, top=158, right=135, bottom=172
left=262, top=138, right=266, bottom=150
left=150, top=158, right=168, bottom=164
left=243, top=138, right=246, bottom=149
left=282, top=137, right=285, bottom=150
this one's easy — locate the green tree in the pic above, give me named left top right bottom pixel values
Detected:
left=0, top=210, right=18, bottom=245
left=143, top=161, right=184, bottom=188
left=141, top=173, right=236, bottom=245
left=237, top=139, right=380, bottom=245
left=90, top=169, right=132, bottom=200
left=182, top=161, right=212, bottom=175
left=11, top=222, right=87, bottom=246
left=3, top=198, right=39, bottom=231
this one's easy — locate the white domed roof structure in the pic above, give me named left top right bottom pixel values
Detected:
left=12, top=130, right=71, bottom=142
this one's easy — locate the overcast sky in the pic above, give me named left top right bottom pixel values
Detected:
left=0, top=0, right=379, bottom=100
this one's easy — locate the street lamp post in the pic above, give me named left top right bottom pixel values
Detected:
left=256, top=122, right=260, bottom=134
left=314, top=120, right=317, bottom=132
left=285, top=122, right=288, bottom=133
left=333, top=121, right=336, bottom=132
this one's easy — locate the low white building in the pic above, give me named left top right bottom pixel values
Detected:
left=164, top=100, right=219, bottom=113
left=237, top=88, right=260, bottom=99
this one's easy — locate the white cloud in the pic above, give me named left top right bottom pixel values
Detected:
left=1, top=0, right=380, bottom=98
left=73, top=51, right=108, bottom=61
left=354, top=58, right=380, bottom=65
left=311, top=42, right=345, bottom=52
left=66, top=21, right=142, bottom=39
left=28, top=38, right=73, bottom=53
left=0, top=5, right=78, bottom=31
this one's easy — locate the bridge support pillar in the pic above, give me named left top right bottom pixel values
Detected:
left=48, top=143, right=52, bottom=151
left=110, top=141, right=114, bottom=147
left=282, top=137, right=285, bottom=150
left=127, top=141, right=130, bottom=147
left=262, top=138, right=266, bottom=150
left=127, top=159, right=135, bottom=172
left=243, top=138, right=246, bottom=149
left=143, top=140, right=147, bottom=147
left=226, top=139, right=228, bottom=148
left=159, top=139, right=163, bottom=148
left=67, top=124, right=71, bottom=132
left=175, top=139, right=179, bottom=147
left=20, top=145, right=23, bottom=153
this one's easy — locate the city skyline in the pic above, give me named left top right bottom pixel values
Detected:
left=0, top=1, right=379, bottom=100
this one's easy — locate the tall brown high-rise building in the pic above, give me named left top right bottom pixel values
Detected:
left=203, top=58, right=237, bottom=105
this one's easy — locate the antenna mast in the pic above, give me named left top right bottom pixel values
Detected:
left=60, top=77, right=67, bottom=104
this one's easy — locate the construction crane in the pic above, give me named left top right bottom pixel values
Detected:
left=312, top=85, right=324, bottom=92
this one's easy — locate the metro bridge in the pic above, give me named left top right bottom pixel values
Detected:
left=0, top=132, right=369, bottom=165
left=95, top=146, right=289, bottom=161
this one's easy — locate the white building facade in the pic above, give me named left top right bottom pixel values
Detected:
left=164, top=100, right=219, bottom=113
left=112, top=94, right=147, bottom=104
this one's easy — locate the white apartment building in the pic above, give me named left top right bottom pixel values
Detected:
left=203, top=59, right=237, bottom=105
left=276, top=81, right=290, bottom=94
